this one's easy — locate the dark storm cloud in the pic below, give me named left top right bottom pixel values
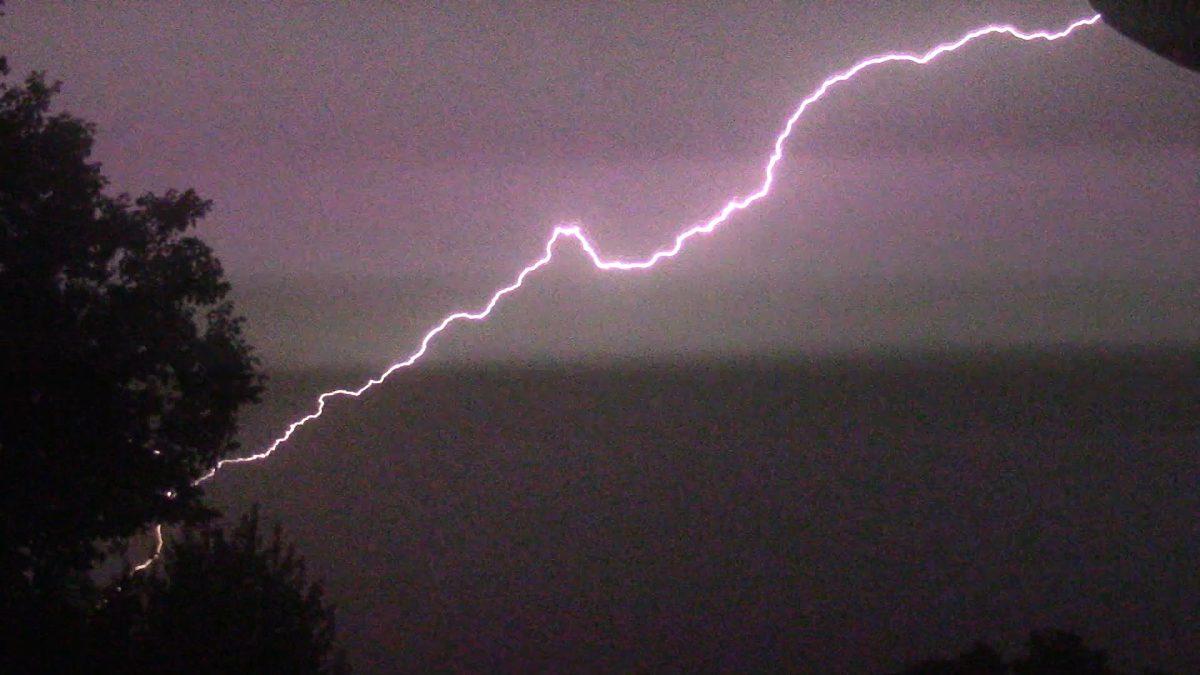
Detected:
left=2, top=1, right=1196, bottom=365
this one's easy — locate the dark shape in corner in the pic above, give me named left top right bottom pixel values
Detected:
left=1090, top=0, right=1200, bottom=72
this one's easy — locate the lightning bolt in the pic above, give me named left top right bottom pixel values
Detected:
left=132, top=14, right=1101, bottom=569
left=132, top=524, right=164, bottom=572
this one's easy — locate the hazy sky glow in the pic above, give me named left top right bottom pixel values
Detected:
left=3, top=1, right=1196, bottom=365
left=8, top=5, right=1198, bottom=672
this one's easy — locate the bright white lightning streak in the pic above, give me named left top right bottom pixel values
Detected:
left=186, top=13, right=1100, bottom=488
left=132, top=524, right=164, bottom=572
left=129, top=12, right=1103, bottom=572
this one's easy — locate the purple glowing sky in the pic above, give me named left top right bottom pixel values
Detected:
left=2, top=1, right=1196, bottom=364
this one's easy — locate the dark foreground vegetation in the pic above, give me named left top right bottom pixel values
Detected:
left=0, top=25, right=348, bottom=673
left=93, top=509, right=349, bottom=674
left=895, top=628, right=1170, bottom=674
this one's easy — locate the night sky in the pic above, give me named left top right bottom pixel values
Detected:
left=3, top=0, right=1196, bottom=366
left=4, top=1, right=1198, bottom=672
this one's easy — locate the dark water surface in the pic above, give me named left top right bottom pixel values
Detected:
left=208, top=346, right=1199, bottom=673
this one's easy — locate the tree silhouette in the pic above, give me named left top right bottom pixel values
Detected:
left=894, top=629, right=1169, bottom=675
left=1012, top=629, right=1112, bottom=674
left=0, top=40, right=353, bottom=670
left=0, top=61, right=263, bottom=593
left=95, top=508, right=350, bottom=674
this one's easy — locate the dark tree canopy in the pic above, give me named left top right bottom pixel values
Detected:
left=0, top=61, right=263, bottom=588
left=895, top=629, right=1169, bottom=675
left=94, top=509, right=350, bottom=674
left=0, top=46, right=346, bottom=671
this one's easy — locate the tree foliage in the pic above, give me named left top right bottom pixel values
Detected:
left=0, top=62, right=263, bottom=589
left=0, top=25, right=347, bottom=672
left=895, top=629, right=1170, bottom=675
left=95, top=509, right=350, bottom=674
